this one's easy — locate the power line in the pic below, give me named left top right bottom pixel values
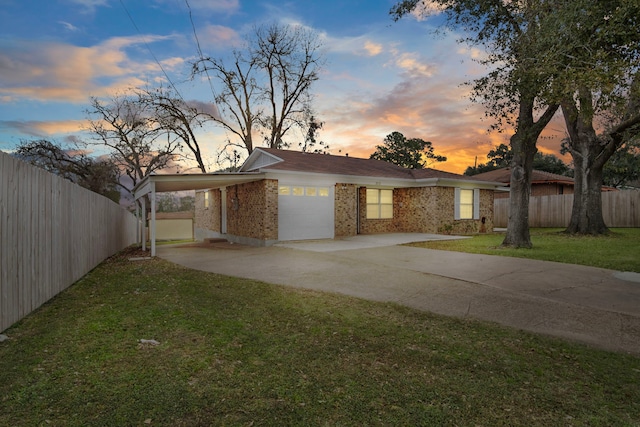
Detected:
left=118, top=0, right=184, bottom=100
left=184, top=0, right=219, bottom=102
left=184, top=0, right=238, bottom=168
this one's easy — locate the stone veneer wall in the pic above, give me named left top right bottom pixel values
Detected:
left=194, top=189, right=221, bottom=237
left=225, top=179, right=278, bottom=241
left=358, top=186, right=494, bottom=235
left=334, top=183, right=358, bottom=237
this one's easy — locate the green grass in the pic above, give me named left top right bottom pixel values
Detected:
left=1, top=249, right=639, bottom=426
left=408, top=228, right=640, bottom=272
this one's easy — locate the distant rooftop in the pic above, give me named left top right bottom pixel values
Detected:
left=472, top=167, right=574, bottom=185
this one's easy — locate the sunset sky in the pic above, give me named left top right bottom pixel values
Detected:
left=0, top=0, right=568, bottom=174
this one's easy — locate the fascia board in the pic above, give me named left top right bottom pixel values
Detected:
left=416, top=178, right=502, bottom=189
left=134, top=172, right=266, bottom=196
left=263, top=170, right=501, bottom=189
left=133, top=177, right=152, bottom=200
left=263, top=169, right=416, bottom=188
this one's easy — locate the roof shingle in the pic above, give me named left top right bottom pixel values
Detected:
left=253, top=148, right=470, bottom=180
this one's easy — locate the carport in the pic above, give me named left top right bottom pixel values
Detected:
left=133, top=172, right=265, bottom=256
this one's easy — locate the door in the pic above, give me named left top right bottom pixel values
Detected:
left=278, top=184, right=334, bottom=241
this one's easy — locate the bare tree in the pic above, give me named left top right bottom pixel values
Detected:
left=137, top=86, right=210, bottom=173
left=86, top=94, right=181, bottom=192
left=192, top=23, right=324, bottom=154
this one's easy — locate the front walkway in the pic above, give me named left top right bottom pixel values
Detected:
left=157, top=234, right=640, bottom=355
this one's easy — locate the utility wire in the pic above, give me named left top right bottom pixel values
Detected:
left=184, top=0, right=237, bottom=169
left=119, top=0, right=185, bottom=101
left=184, top=0, right=219, bottom=102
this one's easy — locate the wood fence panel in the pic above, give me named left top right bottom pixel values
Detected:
left=0, top=151, right=139, bottom=332
left=494, top=191, right=640, bottom=228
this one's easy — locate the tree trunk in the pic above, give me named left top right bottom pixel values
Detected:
left=561, top=94, right=610, bottom=235
left=501, top=100, right=559, bottom=248
left=562, top=78, right=640, bottom=234
left=566, top=150, right=608, bottom=234
left=501, top=131, right=536, bottom=248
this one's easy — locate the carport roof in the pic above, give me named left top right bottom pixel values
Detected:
left=133, top=172, right=265, bottom=199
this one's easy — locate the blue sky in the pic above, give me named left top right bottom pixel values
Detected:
left=0, top=0, right=565, bottom=173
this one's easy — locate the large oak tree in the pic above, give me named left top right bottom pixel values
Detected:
left=545, top=0, right=640, bottom=234
left=392, top=0, right=559, bottom=248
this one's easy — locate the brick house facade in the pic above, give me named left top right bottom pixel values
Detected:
left=187, top=148, right=498, bottom=246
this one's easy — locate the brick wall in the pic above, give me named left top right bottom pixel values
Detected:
left=334, top=183, right=358, bottom=237
left=225, top=180, right=278, bottom=241
left=194, top=189, right=221, bottom=233
left=432, top=188, right=494, bottom=234
left=358, top=186, right=494, bottom=235
left=358, top=187, right=397, bottom=234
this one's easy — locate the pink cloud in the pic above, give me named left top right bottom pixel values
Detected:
left=0, top=35, right=180, bottom=103
left=199, top=25, right=242, bottom=51
left=0, top=119, right=86, bottom=137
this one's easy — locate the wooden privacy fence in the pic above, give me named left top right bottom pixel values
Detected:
left=0, top=151, right=139, bottom=332
left=494, top=191, right=640, bottom=228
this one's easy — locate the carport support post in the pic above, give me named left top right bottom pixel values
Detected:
left=136, top=200, right=141, bottom=246
left=141, top=196, right=147, bottom=252
left=150, top=182, right=156, bottom=257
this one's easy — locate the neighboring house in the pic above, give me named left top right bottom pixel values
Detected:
left=147, top=211, right=194, bottom=241
left=134, top=148, right=501, bottom=251
left=473, top=168, right=576, bottom=199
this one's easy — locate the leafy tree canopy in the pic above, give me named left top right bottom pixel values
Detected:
left=14, top=139, right=121, bottom=203
left=465, top=144, right=571, bottom=176
left=370, top=131, right=446, bottom=169
left=603, top=140, right=640, bottom=188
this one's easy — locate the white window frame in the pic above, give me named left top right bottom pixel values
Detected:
left=454, top=188, right=480, bottom=220
left=366, top=188, right=393, bottom=219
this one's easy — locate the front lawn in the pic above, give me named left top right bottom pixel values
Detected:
left=1, top=248, right=639, bottom=426
left=409, top=228, right=640, bottom=272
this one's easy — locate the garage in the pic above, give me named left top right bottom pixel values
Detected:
left=278, top=183, right=334, bottom=241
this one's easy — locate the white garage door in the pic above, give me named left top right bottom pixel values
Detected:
left=278, top=184, right=334, bottom=241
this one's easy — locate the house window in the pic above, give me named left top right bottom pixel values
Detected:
left=292, top=186, right=304, bottom=196
left=318, top=187, right=329, bottom=197
left=204, top=191, right=209, bottom=209
left=306, top=187, right=317, bottom=196
left=366, top=188, right=393, bottom=219
left=455, top=188, right=480, bottom=220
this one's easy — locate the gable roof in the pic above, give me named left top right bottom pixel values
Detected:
left=472, top=167, right=574, bottom=185
left=241, top=148, right=482, bottom=182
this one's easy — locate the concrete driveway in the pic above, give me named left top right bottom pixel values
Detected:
left=156, top=234, right=640, bottom=355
